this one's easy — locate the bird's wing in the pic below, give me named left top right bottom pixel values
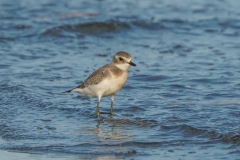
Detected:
left=77, top=64, right=111, bottom=89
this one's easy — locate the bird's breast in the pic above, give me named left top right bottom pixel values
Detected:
left=101, top=71, right=128, bottom=96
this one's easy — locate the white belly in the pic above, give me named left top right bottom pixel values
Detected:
left=76, top=72, right=128, bottom=98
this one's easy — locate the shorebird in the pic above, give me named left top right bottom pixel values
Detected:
left=63, top=51, right=136, bottom=117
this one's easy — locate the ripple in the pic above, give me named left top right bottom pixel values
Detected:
left=104, top=118, right=157, bottom=127
left=161, top=124, right=207, bottom=136
left=131, top=74, right=170, bottom=81
left=221, top=132, right=240, bottom=145
left=42, top=20, right=131, bottom=37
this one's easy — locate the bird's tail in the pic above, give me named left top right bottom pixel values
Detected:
left=62, top=89, right=73, bottom=94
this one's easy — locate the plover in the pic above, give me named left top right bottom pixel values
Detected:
left=63, top=51, right=136, bottom=117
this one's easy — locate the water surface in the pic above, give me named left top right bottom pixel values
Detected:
left=0, top=0, right=240, bottom=159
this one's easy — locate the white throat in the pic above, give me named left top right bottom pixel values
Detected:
left=114, top=63, right=130, bottom=71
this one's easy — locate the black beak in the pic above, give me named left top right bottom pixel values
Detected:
left=129, top=61, right=136, bottom=66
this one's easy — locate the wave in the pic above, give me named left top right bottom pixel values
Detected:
left=42, top=20, right=131, bottom=37
left=161, top=124, right=240, bottom=146
left=40, top=17, right=240, bottom=38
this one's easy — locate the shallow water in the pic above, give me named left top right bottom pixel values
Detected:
left=0, top=0, right=240, bottom=159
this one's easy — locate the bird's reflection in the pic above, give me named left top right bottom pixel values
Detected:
left=86, top=115, right=133, bottom=141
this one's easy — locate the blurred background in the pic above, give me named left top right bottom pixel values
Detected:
left=0, top=0, right=240, bottom=159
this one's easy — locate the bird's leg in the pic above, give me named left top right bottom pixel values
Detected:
left=96, top=101, right=100, bottom=117
left=96, top=96, right=101, bottom=117
left=110, top=95, right=114, bottom=115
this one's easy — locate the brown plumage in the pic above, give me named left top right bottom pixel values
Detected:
left=77, top=63, right=124, bottom=89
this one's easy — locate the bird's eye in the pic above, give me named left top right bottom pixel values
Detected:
left=119, top=57, right=123, bottom=61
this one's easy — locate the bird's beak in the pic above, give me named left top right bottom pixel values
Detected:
left=129, top=61, right=136, bottom=66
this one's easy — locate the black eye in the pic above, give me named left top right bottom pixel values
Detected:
left=119, top=57, right=123, bottom=61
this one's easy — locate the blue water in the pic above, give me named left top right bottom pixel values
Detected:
left=0, top=0, right=240, bottom=159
